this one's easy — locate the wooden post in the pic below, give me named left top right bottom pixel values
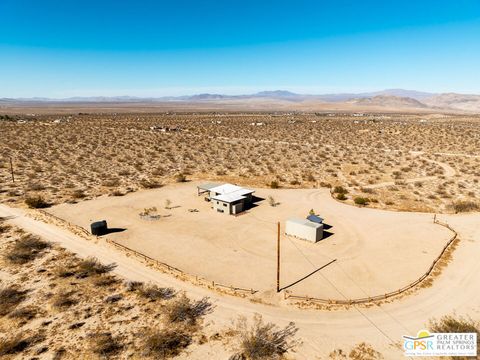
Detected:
left=276, top=221, right=280, bottom=293
left=9, top=157, right=14, bottom=182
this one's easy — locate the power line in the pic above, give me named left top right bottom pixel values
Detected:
left=284, top=234, right=405, bottom=354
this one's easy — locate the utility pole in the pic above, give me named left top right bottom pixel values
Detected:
left=9, top=157, right=14, bottom=183
left=276, top=221, right=280, bottom=293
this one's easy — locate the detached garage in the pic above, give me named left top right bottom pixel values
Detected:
left=285, top=218, right=323, bottom=243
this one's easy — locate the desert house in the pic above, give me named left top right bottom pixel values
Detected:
left=197, top=183, right=255, bottom=215
left=285, top=217, right=324, bottom=243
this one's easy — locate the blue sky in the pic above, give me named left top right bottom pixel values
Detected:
left=1, top=0, right=480, bottom=97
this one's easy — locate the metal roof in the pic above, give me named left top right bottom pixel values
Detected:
left=197, top=183, right=221, bottom=191
left=307, top=214, right=324, bottom=223
left=211, top=193, right=246, bottom=203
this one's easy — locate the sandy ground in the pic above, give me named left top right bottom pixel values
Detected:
left=1, top=204, right=479, bottom=359
left=46, top=182, right=452, bottom=300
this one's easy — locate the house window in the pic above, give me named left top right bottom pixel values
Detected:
left=223, top=203, right=227, bottom=207
left=217, top=209, right=224, bottom=213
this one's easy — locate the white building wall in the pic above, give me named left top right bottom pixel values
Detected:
left=285, top=219, right=323, bottom=243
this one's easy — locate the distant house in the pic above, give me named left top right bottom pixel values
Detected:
left=285, top=217, right=324, bottom=243
left=197, top=183, right=255, bottom=215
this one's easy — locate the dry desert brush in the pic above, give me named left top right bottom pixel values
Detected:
left=88, top=331, right=123, bottom=357
left=0, top=285, right=27, bottom=316
left=76, top=256, right=116, bottom=278
left=24, top=194, right=51, bottom=208
left=0, top=333, right=45, bottom=356
left=4, top=234, right=50, bottom=264
left=165, top=293, right=213, bottom=325
left=231, top=314, right=299, bottom=360
left=135, top=283, right=176, bottom=301
left=428, top=314, right=479, bottom=360
left=449, top=200, right=480, bottom=213
left=142, top=328, right=192, bottom=359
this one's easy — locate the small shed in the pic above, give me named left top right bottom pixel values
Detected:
left=91, top=220, right=108, bottom=236
left=285, top=218, right=323, bottom=243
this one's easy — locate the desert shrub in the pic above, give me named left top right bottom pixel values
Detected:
left=268, top=196, right=278, bottom=207
left=102, top=178, right=120, bottom=187
left=354, top=197, right=369, bottom=206
left=89, top=332, right=123, bottom=356
left=0, top=333, right=44, bottom=355
left=0, top=286, right=27, bottom=316
left=76, top=257, right=116, bottom=278
left=269, top=181, right=279, bottom=189
left=348, top=342, right=383, bottom=359
left=165, top=294, right=213, bottom=325
left=125, top=280, right=144, bottom=292
left=143, top=329, right=191, bottom=358
left=136, top=283, right=176, bottom=301
left=71, top=189, right=86, bottom=199
left=24, top=195, right=50, bottom=208
left=333, top=186, right=348, bottom=194
left=140, top=206, right=158, bottom=216
left=139, top=179, right=163, bottom=189
left=0, top=223, right=11, bottom=234
left=336, top=193, right=347, bottom=201
left=428, top=315, right=479, bottom=360
left=53, top=261, right=77, bottom=278
left=429, top=315, right=479, bottom=333
left=164, top=199, right=172, bottom=209
left=8, top=306, right=39, bottom=321
left=92, top=274, right=119, bottom=287
left=232, top=314, right=298, bottom=360
left=4, top=234, right=50, bottom=264
left=111, top=190, right=125, bottom=196
left=175, top=173, right=187, bottom=183
left=51, top=290, right=77, bottom=309
left=450, top=200, right=479, bottom=213
left=105, top=294, right=122, bottom=303
left=360, top=187, right=375, bottom=194
left=329, top=342, right=383, bottom=359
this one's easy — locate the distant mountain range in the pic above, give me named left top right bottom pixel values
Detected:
left=2, top=89, right=480, bottom=112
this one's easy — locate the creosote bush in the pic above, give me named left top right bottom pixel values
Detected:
left=76, top=257, right=116, bottom=278
left=450, top=200, right=479, bottom=213
left=24, top=195, right=50, bottom=208
left=175, top=173, right=187, bottom=183
left=333, top=186, right=348, bottom=194
left=269, top=181, right=279, bottom=189
left=231, top=314, right=299, bottom=360
left=4, top=234, right=50, bottom=264
left=0, top=333, right=45, bottom=356
left=136, top=283, right=176, bottom=301
left=51, top=289, right=78, bottom=309
left=0, top=286, right=27, bottom=316
left=165, top=293, right=213, bottom=325
left=329, top=342, right=383, bottom=360
left=429, top=314, right=480, bottom=360
left=139, top=178, right=163, bottom=189
left=354, top=197, right=369, bottom=206
left=143, top=328, right=192, bottom=358
left=89, top=331, right=123, bottom=357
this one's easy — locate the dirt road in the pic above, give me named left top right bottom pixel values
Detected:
left=1, top=204, right=479, bottom=359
